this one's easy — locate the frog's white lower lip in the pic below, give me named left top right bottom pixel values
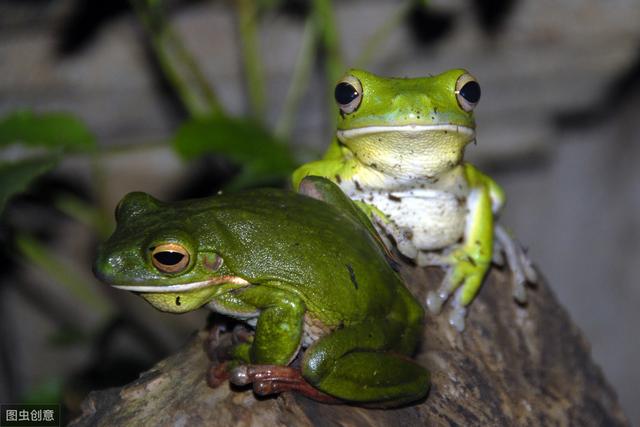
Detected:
left=337, top=124, right=475, bottom=140
left=111, top=275, right=250, bottom=293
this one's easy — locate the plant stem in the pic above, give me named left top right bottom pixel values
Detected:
left=54, top=193, right=112, bottom=240
left=312, top=0, right=343, bottom=131
left=355, top=0, right=415, bottom=68
left=130, top=0, right=224, bottom=118
left=275, top=15, right=317, bottom=140
left=235, top=0, right=266, bottom=120
left=15, top=233, right=113, bottom=318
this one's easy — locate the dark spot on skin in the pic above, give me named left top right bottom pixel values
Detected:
left=388, top=194, right=401, bottom=202
left=456, top=196, right=467, bottom=207
left=345, top=264, right=359, bottom=290
left=370, top=163, right=379, bottom=170
left=354, top=180, right=363, bottom=192
left=434, top=106, right=438, bottom=113
left=403, top=230, right=414, bottom=240
left=468, top=257, right=477, bottom=267
left=335, top=174, right=342, bottom=184
left=444, top=130, right=448, bottom=134
left=176, top=296, right=181, bottom=306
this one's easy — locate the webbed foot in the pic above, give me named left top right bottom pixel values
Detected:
left=425, top=245, right=489, bottom=331
left=229, top=364, right=341, bottom=403
left=205, top=324, right=254, bottom=388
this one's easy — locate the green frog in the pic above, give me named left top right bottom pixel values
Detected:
left=293, top=69, right=537, bottom=331
left=94, top=176, right=428, bottom=406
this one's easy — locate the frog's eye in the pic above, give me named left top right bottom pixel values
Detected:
left=455, top=73, right=481, bottom=112
left=335, top=76, right=363, bottom=114
left=151, top=243, right=190, bottom=274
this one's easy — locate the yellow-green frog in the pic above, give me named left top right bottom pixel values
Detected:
left=93, top=176, right=428, bottom=406
left=292, top=69, right=537, bottom=331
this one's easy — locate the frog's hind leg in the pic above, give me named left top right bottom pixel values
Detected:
left=301, top=319, right=429, bottom=406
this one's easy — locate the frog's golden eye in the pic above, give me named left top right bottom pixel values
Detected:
left=455, top=73, right=481, bottom=112
left=151, top=243, right=190, bottom=274
left=335, top=76, right=363, bottom=114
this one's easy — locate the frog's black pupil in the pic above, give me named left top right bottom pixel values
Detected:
left=335, top=82, right=359, bottom=105
left=154, top=251, right=184, bottom=266
left=460, top=81, right=481, bottom=103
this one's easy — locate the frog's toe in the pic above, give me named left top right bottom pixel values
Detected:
left=426, top=291, right=446, bottom=314
left=446, top=286, right=475, bottom=331
left=448, top=299, right=467, bottom=332
left=229, top=364, right=341, bottom=402
left=229, top=365, right=251, bottom=385
left=495, top=224, right=537, bottom=281
left=207, top=361, right=231, bottom=388
left=492, top=239, right=505, bottom=266
left=513, top=279, right=527, bottom=304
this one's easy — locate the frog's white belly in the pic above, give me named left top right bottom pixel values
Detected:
left=352, top=188, right=467, bottom=259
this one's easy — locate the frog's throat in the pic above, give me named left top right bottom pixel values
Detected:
left=110, top=275, right=250, bottom=293
left=336, top=124, right=475, bottom=141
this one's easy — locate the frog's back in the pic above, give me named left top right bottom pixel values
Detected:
left=185, top=189, right=415, bottom=325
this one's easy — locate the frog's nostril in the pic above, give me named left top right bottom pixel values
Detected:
left=93, top=252, right=119, bottom=282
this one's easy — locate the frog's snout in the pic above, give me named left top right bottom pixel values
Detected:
left=92, top=249, right=120, bottom=284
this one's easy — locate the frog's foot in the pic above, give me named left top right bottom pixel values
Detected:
left=425, top=248, right=488, bottom=332
left=494, top=224, right=538, bottom=303
left=207, top=360, right=231, bottom=388
left=229, top=364, right=341, bottom=404
left=205, top=324, right=253, bottom=363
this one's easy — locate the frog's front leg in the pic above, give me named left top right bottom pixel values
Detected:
left=426, top=186, right=493, bottom=331
left=206, top=286, right=303, bottom=387
left=219, top=286, right=342, bottom=403
left=233, top=286, right=305, bottom=365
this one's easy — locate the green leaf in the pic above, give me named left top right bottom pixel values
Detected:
left=172, top=117, right=296, bottom=190
left=0, top=110, right=96, bottom=152
left=0, top=156, right=59, bottom=213
left=22, top=377, right=64, bottom=404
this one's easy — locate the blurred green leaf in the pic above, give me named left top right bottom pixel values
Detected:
left=172, top=117, right=296, bottom=190
left=55, top=193, right=113, bottom=239
left=22, top=377, right=64, bottom=404
left=15, top=233, right=114, bottom=318
left=48, top=327, right=88, bottom=347
left=0, top=156, right=59, bottom=213
left=0, top=110, right=96, bottom=152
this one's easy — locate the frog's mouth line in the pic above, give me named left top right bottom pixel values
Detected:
left=337, top=124, right=475, bottom=140
left=110, top=275, right=250, bottom=293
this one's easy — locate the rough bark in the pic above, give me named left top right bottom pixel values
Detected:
left=70, top=265, right=629, bottom=426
